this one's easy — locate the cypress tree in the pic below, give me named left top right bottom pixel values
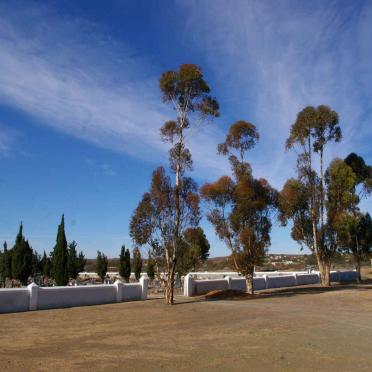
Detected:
left=41, top=251, right=52, bottom=278
left=146, top=249, right=155, bottom=280
left=133, top=247, right=142, bottom=281
left=3, top=242, right=12, bottom=281
left=52, top=215, right=69, bottom=285
left=119, top=245, right=131, bottom=282
left=31, top=250, right=42, bottom=278
left=11, top=223, right=33, bottom=285
left=77, top=251, right=86, bottom=272
left=67, top=240, right=79, bottom=279
left=96, top=250, right=108, bottom=282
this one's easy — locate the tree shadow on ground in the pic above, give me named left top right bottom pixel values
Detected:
left=174, top=279, right=372, bottom=303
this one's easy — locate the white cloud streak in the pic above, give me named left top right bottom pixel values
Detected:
left=180, top=0, right=372, bottom=189
left=0, top=2, right=230, bottom=179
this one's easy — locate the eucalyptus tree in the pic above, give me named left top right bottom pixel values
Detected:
left=130, top=166, right=200, bottom=303
left=201, top=121, right=277, bottom=294
left=176, top=227, right=210, bottom=275
left=336, top=153, right=372, bottom=281
left=131, top=64, right=219, bottom=304
left=282, top=105, right=341, bottom=286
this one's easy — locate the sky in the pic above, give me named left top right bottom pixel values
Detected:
left=0, top=0, right=371, bottom=258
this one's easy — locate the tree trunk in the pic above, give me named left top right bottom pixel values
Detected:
left=165, top=260, right=176, bottom=305
left=245, top=272, right=254, bottom=295
left=355, top=258, right=361, bottom=283
left=317, top=258, right=331, bottom=286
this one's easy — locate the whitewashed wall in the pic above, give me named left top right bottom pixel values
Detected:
left=0, top=288, right=30, bottom=313
left=184, top=270, right=357, bottom=296
left=0, top=276, right=148, bottom=314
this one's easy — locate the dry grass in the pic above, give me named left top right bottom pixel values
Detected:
left=0, top=268, right=371, bottom=371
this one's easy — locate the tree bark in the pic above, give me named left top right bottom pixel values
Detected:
left=165, top=259, right=176, bottom=304
left=245, top=272, right=254, bottom=295
left=317, top=257, right=331, bottom=286
left=355, top=258, right=361, bottom=283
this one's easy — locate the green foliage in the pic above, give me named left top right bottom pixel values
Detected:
left=41, top=251, right=52, bottom=278
left=146, top=250, right=155, bottom=280
left=96, top=251, right=108, bottom=281
left=344, top=152, right=372, bottom=195
left=67, top=241, right=80, bottom=280
left=286, top=105, right=341, bottom=151
left=130, top=167, right=200, bottom=267
left=217, top=121, right=259, bottom=161
left=52, top=215, right=69, bottom=286
left=132, top=247, right=142, bottom=281
left=283, top=105, right=343, bottom=285
left=11, top=223, right=33, bottom=285
left=119, top=245, right=131, bottom=282
left=325, top=158, right=358, bottom=224
left=159, top=64, right=219, bottom=118
left=177, top=227, right=210, bottom=275
left=31, top=250, right=42, bottom=277
left=77, top=251, right=86, bottom=273
left=201, top=122, right=277, bottom=293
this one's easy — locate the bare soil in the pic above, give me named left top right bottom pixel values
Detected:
left=0, top=278, right=371, bottom=371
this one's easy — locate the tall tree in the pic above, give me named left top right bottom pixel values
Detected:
left=149, top=64, right=219, bottom=304
left=52, top=215, right=69, bottom=286
left=67, top=241, right=80, bottom=280
left=201, top=121, right=277, bottom=294
left=132, top=247, right=143, bottom=281
left=146, top=249, right=155, bottom=280
left=283, top=105, right=341, bottom=286
left=11, top=223, right=33, bottom=285
left=130, top=167, right=200, bottom=302
left=334, top=153, right=372, bottom=281
left=119, top=246, right=131, bottom=282
left=96, top=251, right=108, bottom=282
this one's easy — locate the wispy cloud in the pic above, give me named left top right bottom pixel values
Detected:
left=0, top=124, right=18, bottom=156
left=180, top=0, right=372, bottom=188
left=0, top=1, right=230, bottom=180
left=0, top=3, right=167, bottom=161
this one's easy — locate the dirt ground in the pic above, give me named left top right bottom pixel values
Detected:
left=1, top=273, right=371, bottom=371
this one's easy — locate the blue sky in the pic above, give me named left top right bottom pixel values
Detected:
left=0, top=0, right=371, bottom=258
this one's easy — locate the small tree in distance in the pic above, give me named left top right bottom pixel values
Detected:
left=41, top=251, right=52, bottom=279
left=67, top=241, right=79, bottom=280
left=146, top=249, right=155, bottom=280
left=77, top=251, right=86, bottom=273
left=132, top=247, right=142, bottom=281
left=96, top=251, right=108, bottom=282
left=119, top=245, right=131, bottom=282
